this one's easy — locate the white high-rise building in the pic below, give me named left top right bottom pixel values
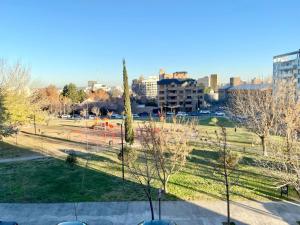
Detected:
left=142, top=76, right=159, bottom=99
left=132, top=76, right=158, bottom=99
left=273, top=50, right=300, bottom=97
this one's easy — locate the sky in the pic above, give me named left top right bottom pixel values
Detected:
left=0, top=0, right=299, bottom=87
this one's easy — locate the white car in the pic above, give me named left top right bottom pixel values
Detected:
left=215, top=111, right=225, bottom=116
left=61, top=114, right=71, bottom=119
left=111, top=114, right=123, bottom=119
left=199, top=110, right=210, bottom=114
left=132, top=114, right=140, bottom=118
left=177, top=112, right=188, bottom=117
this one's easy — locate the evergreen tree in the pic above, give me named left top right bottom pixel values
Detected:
left=122, top=59, right=134, bottom=144
left=62, top=83, right=79, bottom=103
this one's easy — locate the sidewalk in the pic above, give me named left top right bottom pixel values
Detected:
left=0, top=200, right=299, bottom=225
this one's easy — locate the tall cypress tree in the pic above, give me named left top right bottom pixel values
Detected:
left=123, top=59, right=134, bottom=144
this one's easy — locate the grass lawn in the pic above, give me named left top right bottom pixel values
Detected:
left=0, top=141, right=40, bottom=159
left=0, top=118, right=298, bottom=203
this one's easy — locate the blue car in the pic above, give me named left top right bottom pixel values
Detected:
left=0, top=222, right=18, bottom=225
left=138, top=220, right=177, bottom=225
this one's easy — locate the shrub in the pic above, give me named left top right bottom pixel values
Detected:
left=65, top=151, right=77, bottom=167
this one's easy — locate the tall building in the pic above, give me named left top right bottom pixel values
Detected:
left=273, top=49, right=300, bottom=97
left=132, top=76, right=158, bottom=99
left=210, top=74, right=219, bottom=91
left=197, top=76, right=210, bottom=88
left=142, top=76, right=159, bottom=99
left=230, top=77, right=241, bottom=86
left=157, top=78, right=204, bottom=112
left=197, top=74, right=219, bottom=92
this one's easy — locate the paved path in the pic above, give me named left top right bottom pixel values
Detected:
left=0, top=155, right=47, bottom=163
left=0, top=200, right=299, bottom=225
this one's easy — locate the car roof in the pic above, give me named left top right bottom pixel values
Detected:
left=0, top=222, right=18, bottom=225
left=57, top=222, right=86, bottom=225
left=142, top=220, right=176, bottom=225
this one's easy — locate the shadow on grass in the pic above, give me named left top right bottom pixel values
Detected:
left=0, top=141, right=41, bottom=159
left=0, top=141, right=299, bottom=224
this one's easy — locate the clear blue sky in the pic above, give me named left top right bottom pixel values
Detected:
left=0, top=0, right=299, bottom=87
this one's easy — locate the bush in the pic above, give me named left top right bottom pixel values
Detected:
left=65, top=151, right=77, bottom=167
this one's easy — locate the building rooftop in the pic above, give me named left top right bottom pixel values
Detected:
left=157, top=78, right=196, bottom=85
left=273, top=49, right=300, bottom=59
left=228, top=83, right=272, bottom=91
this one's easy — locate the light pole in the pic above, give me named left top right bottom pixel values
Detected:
left=117, top=122, right=125, bottom=181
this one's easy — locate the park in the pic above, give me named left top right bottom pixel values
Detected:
left=0, top=116, right=300, bottom=224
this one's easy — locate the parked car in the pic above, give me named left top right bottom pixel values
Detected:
left=199, top=110, right=211, bottom=114
left=88, top=115, right=95, bottom=120
left=71, top=114, right=82, bottom=120
left=215, top=111, right=225, bottom=116
left=138, top=220, right=177, bottom=225
left=177, top=111, right=188, bottom=117
left=57, top=221, right=87, bottom=225
left=111, top=114, right=123, bottom=119
left=139, top=112, right=149, bottom=117
left=0, top=221, right=18, bottom=225
left=166, top=112, right=175, bottom=116
left=132, top=113, right=140, bottom=118
left=61, top=114, right=71, bottom=119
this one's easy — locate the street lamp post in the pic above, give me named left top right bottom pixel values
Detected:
left=121, top=123, right=124, bottom=181
left=117, top=122, right=125, bottom=182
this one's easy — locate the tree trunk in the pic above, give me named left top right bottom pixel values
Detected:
left=147, top=185, right=155, bottom=220
left=163, top=175, right=170, bottom=194
left=260, top=136, right=267, bottom=156
left=225, top=175, right=231, bottom=225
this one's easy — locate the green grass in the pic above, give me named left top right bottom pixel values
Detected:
left=0, top=144, right=296, bottom=203
left=0, top=118, right=298, bottom=203
left=0, top=141, right=39, bottom=159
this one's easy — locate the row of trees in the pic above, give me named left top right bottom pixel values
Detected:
left=229, top=79, right=300, bottom=157
left=230, top=79, right=300, bottom=196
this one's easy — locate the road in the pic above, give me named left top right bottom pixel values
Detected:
left=0, top=200, right=299, bottom=225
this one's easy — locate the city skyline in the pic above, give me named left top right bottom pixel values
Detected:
left=1, top=0, right=300, bottom=87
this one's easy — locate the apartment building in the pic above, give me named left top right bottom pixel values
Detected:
left=273, top=49, right=300, bottom=97
left=132, top=76, right=158, bottom=99
left=157, top=78, right=204, bottom=112
left=159, top=69, right=188, bottom=80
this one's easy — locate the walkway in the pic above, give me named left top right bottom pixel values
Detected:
left=0, top=200, right=299, bottom=225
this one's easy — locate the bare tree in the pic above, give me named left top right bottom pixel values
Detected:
left=125, top=146, right=157, bottom=220
left=213, top=127, right=240, bottom=225
left=229, top=87, right=276, bottom=156
left=138, top=119, right=197, bottom=193
left=259, top=78, right=300, bottom=197
left=91, top=106, right=100, bottom=117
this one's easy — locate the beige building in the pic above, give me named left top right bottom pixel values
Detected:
left=230, top=77, right=241, bottom=86
left=157, top=78, right=204, bottom=112
left=210, top=74, right=219, bottom=91
left=197, top=74, right=219, bottom=92
left=197, top=76, right=210, bottom=88
left=159, top=69, right=188, bottom=80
